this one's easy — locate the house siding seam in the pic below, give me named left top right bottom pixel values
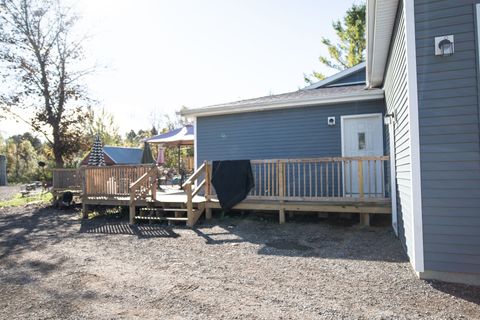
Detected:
left=415, top=0, right=480, bottom=274
left=384, top=1, right=417, bottom=264
left=196, top=101, right=385, bottom=165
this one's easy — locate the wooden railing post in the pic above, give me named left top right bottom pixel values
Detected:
left=151, top=165, right=157, bottom=201
left=358, top=159, right=369, bottom=226
left=81, top=167, right=88, bottom=219
left=277, top=161, right=286, bottom=224
left=358, top=160, right=364, bottom=199
left=278, top=161, right=285, bottom=200
left=185, top=182, right=194, bottom=226
left=129, top=199, right=136, bottom=225
left=204, top=162, right=212, bottom=220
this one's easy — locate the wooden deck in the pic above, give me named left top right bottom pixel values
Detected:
left=85, top=190, right=390, bottom=212
left=52, top=156, right=392, bottom=227
left=83, top=190, right=207, bottom=206
left=83, top=190, right=390, bottom=226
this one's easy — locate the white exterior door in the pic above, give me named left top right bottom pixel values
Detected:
left=341, top=114, right=384, bottom=197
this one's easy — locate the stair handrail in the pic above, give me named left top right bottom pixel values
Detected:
left=182, top=161, right=206, bottom=189
left=182, top=161, right=210, bottom=226
left=129, top=165, right=158, bottom=204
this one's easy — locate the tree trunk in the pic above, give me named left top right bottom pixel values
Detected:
left=53, top=146, right=64, bottom=168
left=53, top=129, right=64, bottom=168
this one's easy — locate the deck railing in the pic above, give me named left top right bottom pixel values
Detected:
left=130, top=166, right=159, bottom=203
left=247, top=156, right=389, bottom=201
left=52, top=168, right=83, bottom=191
left=58, top=156, right=389, bottom=224
left=201, top=156, right=389, bottom=203
left=83, top=165, right=153, bottom=197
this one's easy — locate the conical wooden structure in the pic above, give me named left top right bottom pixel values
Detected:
left=88, top=136, right=106, bottom=166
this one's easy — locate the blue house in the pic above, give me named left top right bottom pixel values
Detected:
left=181, top=0, right=480, bottom=286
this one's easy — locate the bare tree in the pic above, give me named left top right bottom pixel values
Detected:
left=0, top=0, right=92, bottom=167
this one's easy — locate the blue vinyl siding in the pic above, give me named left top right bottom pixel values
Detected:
left=196, top=101, right=386, bottom=198
left=326, top=68, right=366, bottom=87
left=196, top=101, right=385, bottom=164
left=415, top=0, right=480, bottom=274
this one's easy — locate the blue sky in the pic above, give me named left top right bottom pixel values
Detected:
left=2, top=0, right=358, bottom=136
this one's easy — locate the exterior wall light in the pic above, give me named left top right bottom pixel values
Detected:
left=435, top=35, right=454, bottom=56
left=327, top=116, right=336, bottom=126
left=384, top=113, right=395, bottom=125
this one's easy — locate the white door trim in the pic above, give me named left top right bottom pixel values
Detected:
left=340, top=113, right=384, bottom=157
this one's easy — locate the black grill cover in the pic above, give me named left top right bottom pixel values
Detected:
left=211, top=160, right=254, bottom=211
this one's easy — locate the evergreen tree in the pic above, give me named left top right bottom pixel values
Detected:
left=305, top=2, right=366, bottom=84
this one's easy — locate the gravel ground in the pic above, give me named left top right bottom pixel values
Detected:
left=0, top=185, right=21, bottom=201
left=0, top=204, right=479, bottom=320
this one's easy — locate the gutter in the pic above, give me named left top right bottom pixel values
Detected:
left=181, top=89, right=385, bottom=118
left=366, top=0, right=399, bottom=88
left=366, top=0, right=376, bottom=88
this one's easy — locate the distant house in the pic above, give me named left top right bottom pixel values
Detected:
left=81, top=146, right=143, bottom=166
left=182, top=0, right=480, bottom=286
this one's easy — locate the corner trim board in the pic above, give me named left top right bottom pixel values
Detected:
left=388, top=121, right=398, bottom=236
left=404, top=0, right=424, bottom=273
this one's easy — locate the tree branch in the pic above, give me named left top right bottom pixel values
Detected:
left=1, top=105, right=53, bottom=144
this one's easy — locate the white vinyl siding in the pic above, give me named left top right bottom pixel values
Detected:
left=384, top=4, right=416, bottom=262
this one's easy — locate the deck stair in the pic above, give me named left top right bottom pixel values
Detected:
left=135, top=205, right=205, bottom=225
left=129, top=163, right=209, bottom=227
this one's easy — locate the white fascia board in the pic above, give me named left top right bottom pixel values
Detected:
left=181, top=90, right=385, bottom=118
left=303, top=62, right=366, bottom=90
left=404, top=0, right=424, bottom=273
left=366, top=0, right=399, bottom=88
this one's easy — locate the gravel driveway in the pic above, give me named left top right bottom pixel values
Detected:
left=0, top=204, right=479, bottom=319
left=0, top=185, right=21, bottom=201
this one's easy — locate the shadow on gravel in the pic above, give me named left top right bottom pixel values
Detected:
left=1, top=257, right=67, bottom=286
left=194, top=214, right=408, bottom=263
left=79, top=220, right=179, bottom=239
left=0, top=205, right=78, bottom=259
left=428, top=281, right=480, bottom=305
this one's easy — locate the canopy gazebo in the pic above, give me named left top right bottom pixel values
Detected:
left=146, top=124, right=194, bottom=147
left=145, top=124, right=194, bottom=185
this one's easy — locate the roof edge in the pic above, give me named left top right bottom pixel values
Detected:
left=102, top=146, right=142, bottom=164
left=303, top=62, right=366, bottom=90
left=102, top=149, right=119, bottom=163
left=366, top=0, right=399, bottom=88
left=181, top=89, right=385, bottom=118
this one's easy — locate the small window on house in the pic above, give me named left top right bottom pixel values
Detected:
left=358, top=132, right=366, bottom=150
